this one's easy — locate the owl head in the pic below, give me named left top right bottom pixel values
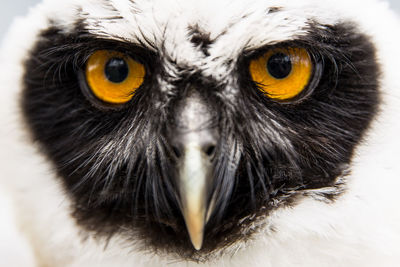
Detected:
left=1, top=0, right=400, bottom=265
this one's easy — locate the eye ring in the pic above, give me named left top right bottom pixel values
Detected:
left=249, top=47, right=314, bottom=101
left=84, top=50, right=145, bottom=105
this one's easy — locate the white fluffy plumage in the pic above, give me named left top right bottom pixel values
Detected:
left=1, top=0, right=400, bottom=266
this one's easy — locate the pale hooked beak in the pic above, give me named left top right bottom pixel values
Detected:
left=171, top=90, right=218, bottom=250
left=179, top=143, right=212, bottom=250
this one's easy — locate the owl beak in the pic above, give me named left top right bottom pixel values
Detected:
left=178, top=143, right=213, bottom=250
left=172, top=90, right=217, bottom=250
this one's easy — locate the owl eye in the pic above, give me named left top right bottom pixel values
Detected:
left=85, top=50, right=145, bottom=104
left=249, top=47, right=313, bottom=101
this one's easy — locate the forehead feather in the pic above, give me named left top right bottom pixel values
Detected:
left=46, top=0, right=340, bottom=49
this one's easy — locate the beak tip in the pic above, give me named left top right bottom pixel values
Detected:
left=191, top=237, right=203, bottom=251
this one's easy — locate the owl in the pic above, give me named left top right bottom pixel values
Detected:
left=1, top=0, right=400, bottom=266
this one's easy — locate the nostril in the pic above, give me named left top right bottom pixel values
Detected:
left=204, top=144, right=216, bottom=157
left=172, top=145, right=183, bottom=159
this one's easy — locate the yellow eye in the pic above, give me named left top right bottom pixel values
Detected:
left=85, top=50, right=145, bottom=104
left=249, top=47, right=313, bottom=101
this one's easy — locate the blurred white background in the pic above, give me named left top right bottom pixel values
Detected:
left=0, top=0, right=399, bottom=266
left=0, top=0, right=42, bottom=39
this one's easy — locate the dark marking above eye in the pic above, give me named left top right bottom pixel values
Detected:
left=267, top=53, right=292, bottom=79
left=105, top=58, right=129, bottom=83
left=188, top=26, right=213, bottom=56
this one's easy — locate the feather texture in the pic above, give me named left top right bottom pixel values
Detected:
left=0, top=0, right=400, bottom=266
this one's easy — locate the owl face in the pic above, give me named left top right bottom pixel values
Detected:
left=5, top=0, right=393, bottom=262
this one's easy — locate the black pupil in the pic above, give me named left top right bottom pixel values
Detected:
left=267, top=53, right=292, bottom=79
left=105, top=58, right=129, bottom=83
